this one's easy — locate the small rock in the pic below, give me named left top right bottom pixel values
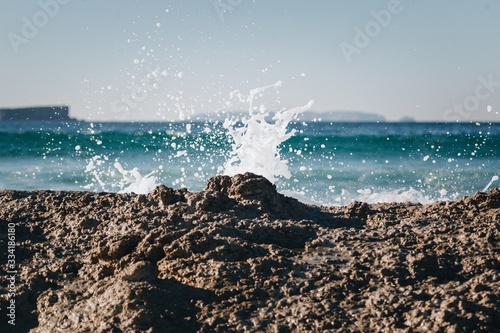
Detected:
left=121, top=261, right=158, bottom=281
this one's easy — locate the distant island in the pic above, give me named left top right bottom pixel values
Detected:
left=193, top=110, right=388, bottom=122
left=297, top=111, right=386, bottom=122
left=0, top=106, right=72, bottom=121
left=399, top=116, right=417, bottom=122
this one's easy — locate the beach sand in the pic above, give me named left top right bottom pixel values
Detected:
left=1, top=172, right=499, bottom=332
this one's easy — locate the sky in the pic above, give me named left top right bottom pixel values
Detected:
left=1, top=0, right=499, bottom=122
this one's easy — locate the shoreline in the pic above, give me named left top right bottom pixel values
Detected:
left=1, top=173, right=499, bottom=332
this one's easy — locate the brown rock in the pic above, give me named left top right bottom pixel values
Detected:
left=0, top=177, right=499, bottom=332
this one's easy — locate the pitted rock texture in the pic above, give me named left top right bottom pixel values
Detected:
left=0, top=172, right=499, bottom=332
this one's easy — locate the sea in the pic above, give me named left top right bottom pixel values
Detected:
left=1, top=119, right=498, bottom=206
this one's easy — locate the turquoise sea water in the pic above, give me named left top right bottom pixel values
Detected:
left=0, top=121, right=498, bottom=206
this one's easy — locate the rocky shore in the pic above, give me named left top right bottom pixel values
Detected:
left=1, top=173, right=499, bottom=332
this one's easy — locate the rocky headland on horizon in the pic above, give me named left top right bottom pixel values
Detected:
left=0, top=173, right=499, bottom=332
left=0, top=106, right=72, bottom=122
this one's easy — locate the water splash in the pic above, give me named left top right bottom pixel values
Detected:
left=482, top=175, right=499, bottom=192
left=284, top=187, right=456, bottom=206
left=223, top=81, right=314, bottom=183
left=338, top=187, right=454, bottom=205
left=114, top=162, right=158, bottom=194
left=84, top=156, right=157, bottom=194
left=84, top=155, right=110, bottom=191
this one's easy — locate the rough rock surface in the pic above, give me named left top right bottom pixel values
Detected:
left=0, top=172, right=499, bottom=332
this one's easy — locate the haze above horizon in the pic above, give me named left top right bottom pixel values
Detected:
left=1, top=0, right=499, bottom=122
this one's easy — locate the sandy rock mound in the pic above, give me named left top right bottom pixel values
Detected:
left=0, top=173, right=499, bottom=332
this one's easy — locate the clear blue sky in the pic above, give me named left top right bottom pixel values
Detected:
left=1, top=0, right=499, bottom=122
